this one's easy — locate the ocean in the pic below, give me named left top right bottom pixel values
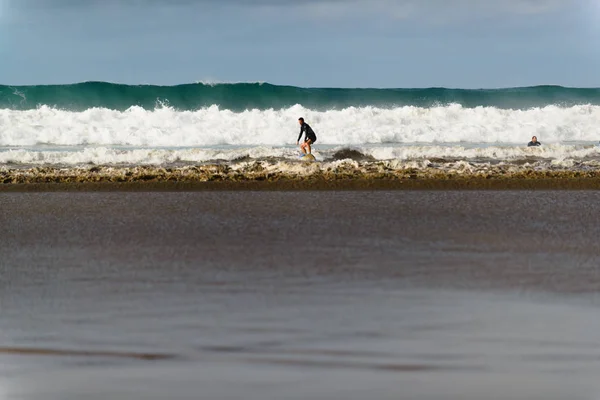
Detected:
left=1, top=82, right=600, bottom=171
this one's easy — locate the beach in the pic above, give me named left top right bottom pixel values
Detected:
left=2, top=190, right=600, bottom=399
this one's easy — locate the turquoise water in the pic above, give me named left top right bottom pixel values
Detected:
left=1, top=82, right=600, bottom=111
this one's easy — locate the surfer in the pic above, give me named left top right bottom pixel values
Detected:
left=297, top=117, right=317, bottom=155
left=527, top=136, right=541, bottom=147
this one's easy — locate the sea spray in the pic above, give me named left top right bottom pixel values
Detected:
left=1, top=104, right=599, bottom=147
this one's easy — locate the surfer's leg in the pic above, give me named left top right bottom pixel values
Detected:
left=306, top=140, right=312, bottom=154
left=300, top=141, right=308, bottom=154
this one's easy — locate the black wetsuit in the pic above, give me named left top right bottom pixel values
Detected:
left=298, top=122, right=317, bottom=143
left=527, top=141, right=541, bottom=147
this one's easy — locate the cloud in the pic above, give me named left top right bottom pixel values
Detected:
left=342, top=0, right=572, bottom=20
left=7, top=0, right=574, bottom=22
left=8, top=0, right=571, bottom=11
left=251, top=0, right=574, bottom=24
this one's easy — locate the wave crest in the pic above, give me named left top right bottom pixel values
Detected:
left=1, top=104, right=599, bottom=147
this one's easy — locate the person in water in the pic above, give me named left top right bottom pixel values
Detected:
left=297, top=117, right=317, bottom=155
left=528, top=136, right=541, bottom=147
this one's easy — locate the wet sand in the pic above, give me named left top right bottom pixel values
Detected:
left=3, top=178, right=600, bottom=192
left=1, top=191, right=600, bottom=399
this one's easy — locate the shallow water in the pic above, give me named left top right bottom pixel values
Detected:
left=1, top=191, right=600, bottom=399
left=2, top=142, right=600, bottom=169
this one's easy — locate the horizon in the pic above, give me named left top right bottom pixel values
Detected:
left=2, top=80, right=600, bottom=90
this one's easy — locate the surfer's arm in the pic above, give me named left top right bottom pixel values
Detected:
left=297, top=126, right=304, bottom=142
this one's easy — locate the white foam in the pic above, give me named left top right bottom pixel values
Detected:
left=1, top=144, right=599, bottom=167
left=1, top=104, right=600, bottom=147
left=194, top=80, right=266, bottom=86
left=361, top=143, right=600, bottom=161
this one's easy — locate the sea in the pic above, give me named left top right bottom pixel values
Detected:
left=2, top=83, right=600, bottom=400
left=1, top=82, right=600, bottom=169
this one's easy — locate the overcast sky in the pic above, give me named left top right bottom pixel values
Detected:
left=0, top=0, right=598, bottom=87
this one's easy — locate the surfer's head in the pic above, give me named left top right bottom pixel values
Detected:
left=531, top=136, right=537, bottom=142
left=298, top=117, right=304, bottom=125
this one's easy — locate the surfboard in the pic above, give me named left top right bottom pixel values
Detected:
left=301, top=154, right=316, bottom=162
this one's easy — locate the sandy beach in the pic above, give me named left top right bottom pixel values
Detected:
left=1, top=190, right=600, bottom=399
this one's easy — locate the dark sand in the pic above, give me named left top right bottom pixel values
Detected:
left=1, top=191, right=600, bottom=399
left=3, top=178, right=600, bottom=192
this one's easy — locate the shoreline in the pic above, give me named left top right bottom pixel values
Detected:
left=2, top=163, right=600, bottom=191
left=2, top=180, right=600, bottom=192
left=4, top=179, right=600, bottom=192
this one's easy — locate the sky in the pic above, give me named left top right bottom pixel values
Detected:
left=0, top=0, right=598, bottom=88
